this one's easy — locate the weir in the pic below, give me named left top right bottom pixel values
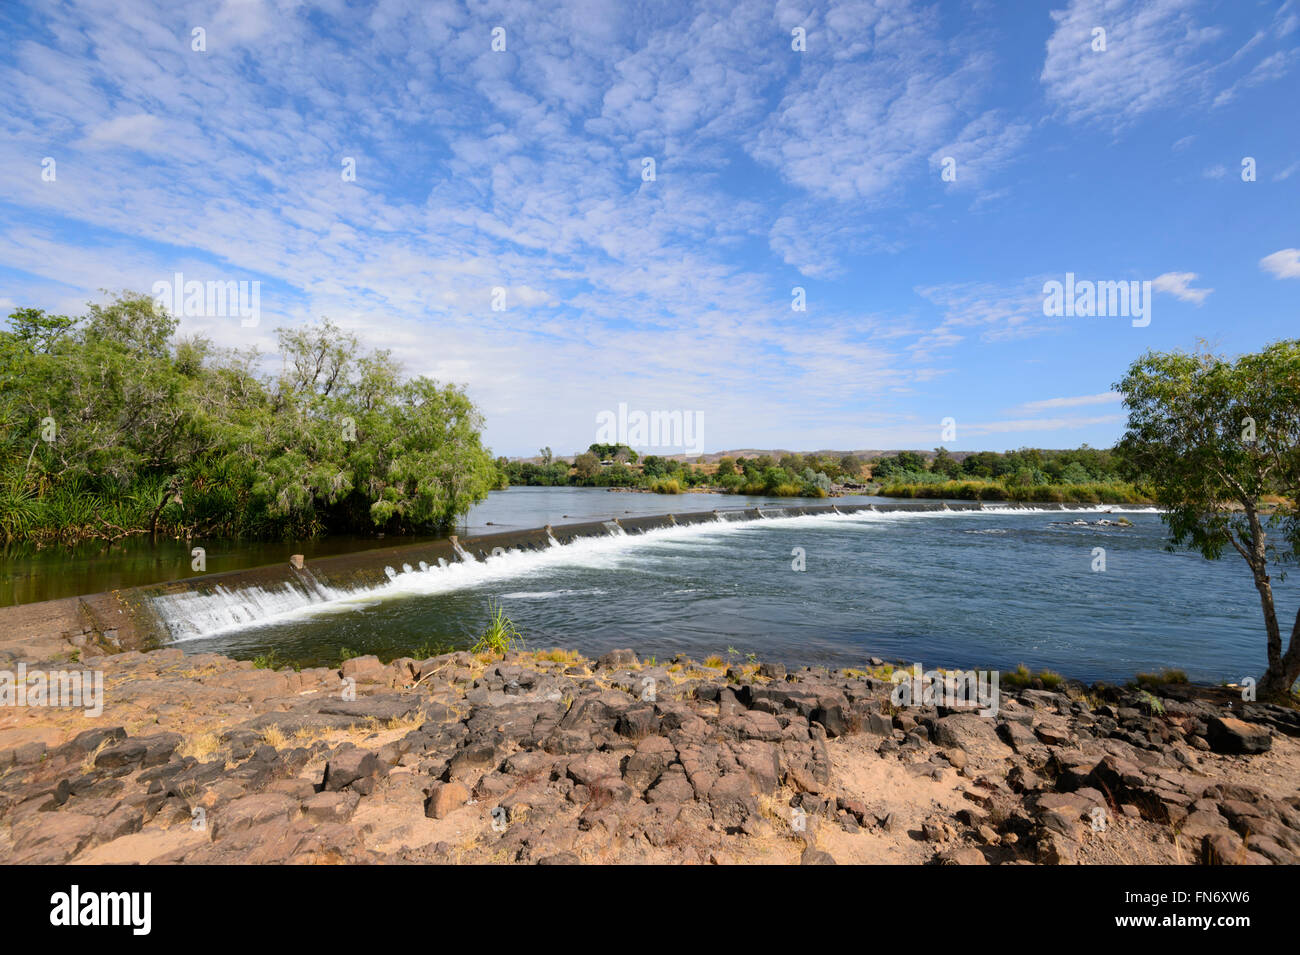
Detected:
left=1, top=498, right=1068, bottom=651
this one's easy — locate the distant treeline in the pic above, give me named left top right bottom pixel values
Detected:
left=500, top=443, right=1150, bottom=502
left=498, top=447, right=867, bottom=497
left=873, top=446, right=1128, bottom=484
left=0, top=294, right=498, bottom=544
left=873, top=446, right=1150, bottom=503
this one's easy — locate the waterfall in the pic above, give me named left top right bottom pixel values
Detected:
left=150, top=574, right=342, bottom=641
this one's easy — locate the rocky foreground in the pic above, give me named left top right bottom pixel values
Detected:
left=1, top=643, right=1298, bottom=865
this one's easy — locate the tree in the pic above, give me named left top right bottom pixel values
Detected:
left=1117, top=341, right=1300, bottom=701
left=1, top=293, right=498, bottom=542
left=538, top=447, right=553, bottom=466
left=714, top=456, right=736, bottom=477
left=931, top=447, right=962, bottom=478
left=573, top=452, right=601, bottom=481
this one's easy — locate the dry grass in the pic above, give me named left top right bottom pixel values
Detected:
left=178, top=731, right=223, bottom=762
left=532, top=648, right=582, bottom=666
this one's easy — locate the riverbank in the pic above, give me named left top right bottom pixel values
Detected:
left=878, top=480, right=1152, bottom=504
left=1, top=638, right=1296, bottom=865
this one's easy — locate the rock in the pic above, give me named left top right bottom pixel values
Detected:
left=810, top=702, right=851, bottom=737
left=211, top=793, right=299, bottom=838
left=864, top=712, right=893, bottom=737
left=537, top=851, right=582, bottom=865
left=447, top=743, right=499, bottom=782
left=933, top=714, right=1007, bottom=757
left=800, top=847, right=836, bottom=865
left=424, top=781, right=470, bottom=819
left=997, top=720, right=1039, bottom=753
left=707, top=774, right=757, bottom=831
left=938, top=847, right=988, bottom=865
left=71, top=727, right=127, bottom=753
left=302, top=790, right=360, bottom=824
left=340, top=655, right=388, bottom=683
left=11, top=812, right=99, bottom=863
left=759, top=662, right=786, bottom=680
left=94, top=739, right=148, bottom=771
left=1203, top=831, right=1247, bottom=864
left=597, top=649, right=638, bottom=668
left=1036, top=832, right=1078, bottom=865
left=323, top=747, right=384, bottom=793
left=616, top=706, right=657, bottom=738
left=567, top=751, right=622, bottom=788
left=1206, top=717, right=1271, bottom=755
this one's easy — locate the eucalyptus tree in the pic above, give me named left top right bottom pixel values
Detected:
left=1117, top=341, right=1300, bottom=700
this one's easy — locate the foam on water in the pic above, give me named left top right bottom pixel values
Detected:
left=149, top=504, right=1159, bottom=641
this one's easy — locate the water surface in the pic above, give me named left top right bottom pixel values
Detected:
left=161, top=499, right=1278, bottom=686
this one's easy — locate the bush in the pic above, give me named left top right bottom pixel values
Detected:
left=877, top=479, right=1147, bottom=504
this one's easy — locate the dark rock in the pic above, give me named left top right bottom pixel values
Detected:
left=597, top=649, right=638, bottom=668
left=323, top=747, right=384, bottom=793
left=800, top=847, right=836, bottom=865
left=1206, top=717, right=1271, bottom=755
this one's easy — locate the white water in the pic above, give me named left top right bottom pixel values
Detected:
left=150, top=505, right=1159, bottom=642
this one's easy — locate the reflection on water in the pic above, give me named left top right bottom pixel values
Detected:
left=1, top=487, right=876, bottom=606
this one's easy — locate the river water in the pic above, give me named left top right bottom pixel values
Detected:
left=118, top=487, right=1280, bottom=686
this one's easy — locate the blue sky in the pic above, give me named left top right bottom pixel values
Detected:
left=1, top=0, right=1297, bottom=458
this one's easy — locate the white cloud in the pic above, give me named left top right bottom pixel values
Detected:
left=1152, top=271, right=1212, bottom=304
left=1260, top=249, right=1300, bottom=279
left=1041, top=0, right=1219, bottom=125
left=80, top=113, right=166, bottom=150
left=1016, top=392, right=1122, bottom=412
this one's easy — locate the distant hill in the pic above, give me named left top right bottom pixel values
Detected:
left=503, top=448, right=948, bottom=464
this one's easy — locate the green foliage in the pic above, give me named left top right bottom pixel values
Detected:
left=471, top=601, right=525, bottom=656
left=879, top=479, right=1147, bottom=504
left=1002, top=663, right=1033, bottom=688
left=1137, top=690, right=1166, bottom=715
left=1135, top=669, right=1188, bottom=687
left=1003, top=663, right=1064, bottom=689
left=1117, top=340, right=1300, bottom=700
left=252, top=649, right=283, bottom=670
left=0, top=295, right=497, bottom=543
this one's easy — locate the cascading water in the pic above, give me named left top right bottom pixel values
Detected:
left=145, top=503, right=1159, bottom=645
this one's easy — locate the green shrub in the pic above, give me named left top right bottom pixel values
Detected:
left=471, top=601, right=525, bottom=656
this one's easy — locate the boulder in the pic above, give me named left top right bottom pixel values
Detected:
left=424, top=781, right=470, bottom=819
left=323, top=747, right=384, bottom=793
left=1206, top=717, right=1271, bottom=755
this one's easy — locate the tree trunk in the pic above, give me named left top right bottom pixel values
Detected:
left=149, top=475, right=179, bottom=537
left=1259, top=604, right=1300, bottom=702
left=1243, top=505, right=1295, bottom=702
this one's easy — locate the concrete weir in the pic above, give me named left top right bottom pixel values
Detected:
left=1, top=498, right=1037, bottom=652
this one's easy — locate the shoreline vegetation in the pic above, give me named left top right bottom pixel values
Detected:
left=499, top=445, right=1156, bottom=506
left=0, top=293, right=1158, bottom=548
left=1, top=296, right=498, bottom=548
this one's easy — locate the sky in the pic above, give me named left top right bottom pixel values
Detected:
left=1, top=0, right=1297, bottom=458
